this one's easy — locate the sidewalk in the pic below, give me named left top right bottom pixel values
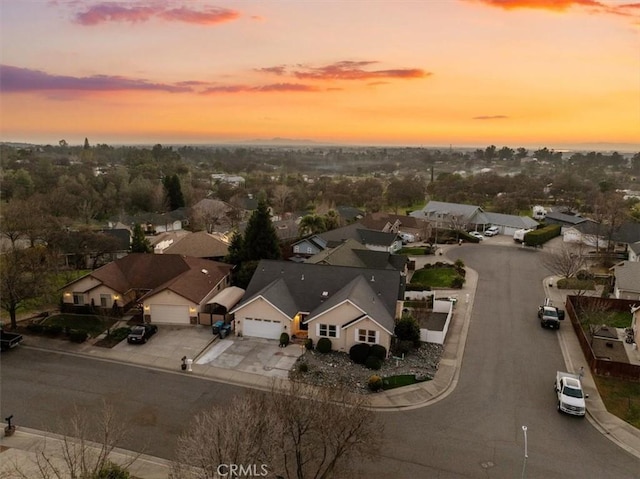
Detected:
left=543, top=276, right=640, bottom=459
left=2, top=247, right=639, bottom=478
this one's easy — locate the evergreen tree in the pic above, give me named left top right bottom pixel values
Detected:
left=242, top=199, right=281, bottom=261
left=225, top=231, right=244, bottom=264
left=163, top=174, right=185, bottom=211
left=83, top=137, right=90, bottom=149
left=130, top=224, right=152, bottom=253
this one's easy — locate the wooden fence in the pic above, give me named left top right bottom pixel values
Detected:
left=566, top=296, right=640, bottom=382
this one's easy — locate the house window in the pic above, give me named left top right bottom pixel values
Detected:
left=306, top=246, right=313, bottom=254
left=357, top=329, right=377, bottom=344
left=294, top=245, right=300, bottom=253
left=100, top=294, right=111, bottom=308
left=72, top=293, right=84, bottom=305
left=318, top=324, right=337, bottom=338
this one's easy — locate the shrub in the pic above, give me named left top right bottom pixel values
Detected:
left=394, top=316, right=420, bottom=344
left=454, top=258, right=465, bottom=269
left=68, top=329, right=88, bottom=343
left=370, top=344, right=387, bottom=361
left=316, top=337, right=332, bottom=354
left=298, top=362, right=309, bottom=373
left=27, top=323, right=44, bottom=333
left=349, top=343, right=371, bottom=364
left=576, top=269, right=594, bottom=281
left=365, top=356, right=383, bottom=370
left=279, top=332, right=290, bottom=347
left=304, top=338, right=313, bottom=350
left=368, top=375, right=383, bottom=392
left=394, top=339, right=414, bottom=356
left=94, top=462, right=131, bottom=479
left=451, top=276, right=465, bottom=289
left=44, top=324, right=63, bottom=336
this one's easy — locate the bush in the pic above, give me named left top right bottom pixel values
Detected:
left=394, top=316, right=420, bottom=344
left=68, top=329, right=88, bottom=343
left=365, top=356, right=383, bottom=370
left=349, top=343, right=371, bottom=364
left=93, top=462, right=131, bottom=479
left=298, top=362, right=309, bottom=373
left=523, top=224, right=561, bottom=246
left=454, top=258, right=465, bottom=269
left=279, top=332, right=290, bottom=347
left=316, top=337, right=332, bottom=354
left=394, top=339, right=414, bottom=356
left=370, top=344, right=387, bottom=361
left=368, top=375, right=383, bottom=392
left=27, top=323, right=44, bottom=333
left=451, top=276, right=465, bottom=289
left=44, top=324, right=63, bottom=336
left=576, top=269, right=594, bottom=281
left=304, top=338, right=313, bottom=350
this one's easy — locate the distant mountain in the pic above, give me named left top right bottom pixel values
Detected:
left=234, top=137, right=331, bottom=146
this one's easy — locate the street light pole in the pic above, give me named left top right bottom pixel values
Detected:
left=521, top=425, right=528, bottom=479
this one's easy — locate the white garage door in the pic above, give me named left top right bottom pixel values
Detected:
left=151, top=304, right=190, bottom=324
left=243, top=318, right=282, bottom=339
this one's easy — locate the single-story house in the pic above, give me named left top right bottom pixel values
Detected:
left=292, top=235, right=328, bottom=257
left=61, top=253, right=233, bottom=324
left=230, top=260, right=404, bottom=352
left=629, top=242, right=640, bottom=262
left=109, top=208, right=189, bottom=235
left=318, top=223, right=402, bottom=253
left=410, top=201, right=538, bottom=237
left=610, top=261, right=640, bottom=300
left=162, top=231, right=229, bottom=260
left=306, top=238, right=408, bottom=272
left=545, top=211, right=590, bottom=233
left=360, top=212, right=429, bottom=241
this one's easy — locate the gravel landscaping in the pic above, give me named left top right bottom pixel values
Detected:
left=289, top=342, right=443, bottom=394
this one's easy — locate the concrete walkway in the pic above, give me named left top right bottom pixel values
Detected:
left=2, top=241, right=639, bottom=478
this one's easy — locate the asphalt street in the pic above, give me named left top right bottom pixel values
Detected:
left=2, top=244, right=639, bottom=478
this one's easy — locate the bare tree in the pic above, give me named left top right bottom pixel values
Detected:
left=8, top=401, right=137, bottom=479
left=576, top=297, right=612, bottom=346
left=272, top=185, right=292, bottom=217
left=171, top=382, right=382, bottom=479
left=542, top=243, right=586, bottom=279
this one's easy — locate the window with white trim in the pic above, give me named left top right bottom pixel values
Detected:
left=318, top=323, right=337, bottom=338
left=72, top=293, right=84, bottom=305
left=357, top=329, right=377, bottom=344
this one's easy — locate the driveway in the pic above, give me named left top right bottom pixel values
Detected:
left=195, top=337, right=303, bottom=378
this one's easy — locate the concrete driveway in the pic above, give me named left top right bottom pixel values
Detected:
left=195, top=336, right=303, bottom=378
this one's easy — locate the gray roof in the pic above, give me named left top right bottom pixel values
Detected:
left=411, top=201, right=489, bottom=224
left=545, top=211, right=588, bottom=225
left=612, top=261, right=640, bottom=294
left=235, top=260, right=403, bottom=330
left=318, top=224, right=398, bottom=247
left=306, top=238, right=406, bottom=270
left=629, top=242, right=640, bottom=255
left=484, top=212, right=539, bottom=229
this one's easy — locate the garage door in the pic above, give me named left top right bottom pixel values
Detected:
left=243, top=318, right=282, bottom=339
left=151, top=304, right=190, bottom=324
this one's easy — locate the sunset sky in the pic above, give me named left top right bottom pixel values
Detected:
left=1, top=0, right=639, bottom=149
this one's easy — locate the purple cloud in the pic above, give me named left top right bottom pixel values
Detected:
left=74, top=2, right=240, bottom=26
left=0, top=65, right=192, bottom=93
left=257, top=61, right=430, bottom=81
left=201, top=83, right=320, bottom=94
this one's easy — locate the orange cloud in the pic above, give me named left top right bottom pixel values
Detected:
left=74, top=2, right=240, bottom=26
left=467, top=0, right=604, bottom=11
left=201, top=83, right=320, bottom=94
left=473, top=115, right=509, bottom=120
left=258, top=61, right=429, bottom=81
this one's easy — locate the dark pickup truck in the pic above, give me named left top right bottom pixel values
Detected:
left=1, top=329, right=23, bottom=351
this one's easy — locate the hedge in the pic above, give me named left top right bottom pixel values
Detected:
left=523, top=224, right=561, bottom=246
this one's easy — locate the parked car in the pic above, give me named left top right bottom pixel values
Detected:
left=127, top=324, right=158, bottom=344
left=1, top=328, right=23, bottom=352
left=212, top=320, right=224, bottom=335
left=484, top=226, right=500, bottom=237
left=469, top=231, right=484, bottom=241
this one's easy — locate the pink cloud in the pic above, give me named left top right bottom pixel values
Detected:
left=201, top=83, right=320, bottom=94
left=0, top=65, right=191, bottom=93
left=74, top=2, right=240, bottom=26
left=258, top=61, right=430, bottom=81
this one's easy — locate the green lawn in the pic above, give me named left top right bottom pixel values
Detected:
left=594, top=376, right=640, bottom=429
left=43, top=314, right=117, bottom=338
left=556, top=278, right=595, bottom=290
left=382, top=374, right=428, bottom=390
left=411, top=267, right=463, bottom=288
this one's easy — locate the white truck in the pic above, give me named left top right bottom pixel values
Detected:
left=513, top=228, right=533, bottom=243
left=554, top=371, right=587, bottom=416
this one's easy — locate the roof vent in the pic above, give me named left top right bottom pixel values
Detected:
left=370, top=275, right=375, bottom=282
left=201, top=269, right=208, bottom=274
left=321, top=291, right=329, bottom=297
left=301, top=274, right=305, bottom=281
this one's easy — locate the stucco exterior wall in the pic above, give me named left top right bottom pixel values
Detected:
left=233, top=297, right=290, bottom=337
